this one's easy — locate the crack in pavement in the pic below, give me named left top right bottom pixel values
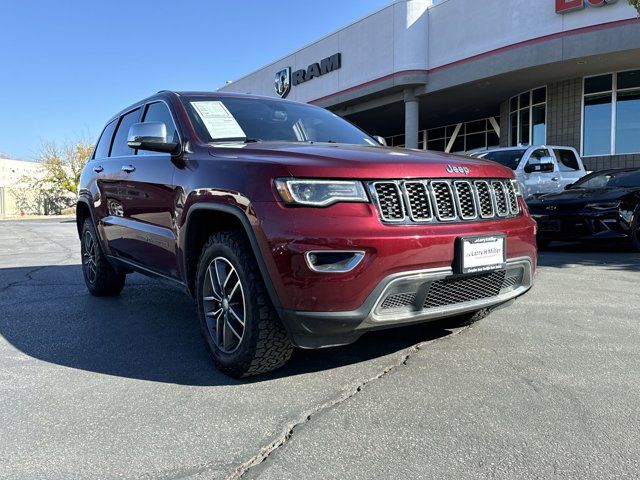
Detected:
left=0, top=265, right=49, bottom=295
left=227, top=326, right=469, bottom=480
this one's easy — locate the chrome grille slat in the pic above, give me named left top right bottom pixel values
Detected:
left=491, top=181, right=509, bottom=217
left=505, top=182, right=520, bottom=215
left=370, top=179, right=518, bottom=224
left=430, top=181, right=457, bottom=221
left=373, top=182, right=405, bottom=222
left=403, top=181, right=432, bottom=222
left=474, top=180, right=495, bottom=218
left=453, top=181, right=477, bottom=220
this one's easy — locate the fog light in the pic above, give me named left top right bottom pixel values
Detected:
left=305, top=251, right=365, bottom=273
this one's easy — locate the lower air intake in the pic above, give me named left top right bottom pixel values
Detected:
left=423, top=270, right=507, bottom=309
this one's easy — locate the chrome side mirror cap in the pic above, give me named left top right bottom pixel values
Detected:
left=373, top=135, right=387, bottom=147
left=127, top=122, right=179, bottom=154
left=524, top=156, right=555, bottom=174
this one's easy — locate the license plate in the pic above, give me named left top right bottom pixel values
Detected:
left=539, top=219, right=561, bottom=232
left=455, top=235, right=506, bottom=274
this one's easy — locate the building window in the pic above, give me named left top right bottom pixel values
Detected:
left=424, top=117, right=500, bottom=154
left=583, top=70, right=640, bottom=156
left=384, top=116, right=499, bottom=153
left=509, top=87, right=546, bottom=146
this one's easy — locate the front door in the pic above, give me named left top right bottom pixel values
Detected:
left=102, top=102, right=181, bottom=278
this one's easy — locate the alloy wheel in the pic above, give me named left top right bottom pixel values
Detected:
left=202, top=257, right=246, bottom=353
left=82, top=230, right=98, bottom=284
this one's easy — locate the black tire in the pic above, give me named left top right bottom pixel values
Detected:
left=196, top=230, right=293, bottom=378
left=435, top=308, right=490, bottom=329
left=630, top=205, right=640, bottom=252
left=80, top=218, right=126, bottom=296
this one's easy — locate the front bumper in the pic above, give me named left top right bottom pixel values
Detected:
left=531, top=210, right=631, bottom=242
left=279, top=257, right=533, bottom=348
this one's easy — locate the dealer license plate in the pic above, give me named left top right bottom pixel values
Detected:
left=456, top=235, right=506, bottom=274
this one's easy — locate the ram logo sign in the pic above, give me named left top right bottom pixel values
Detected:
left=274, top=53, right=342, bottom=97
left=274, top=67, right=291, bottom=98
left=556, top=0, right=617, bottom=14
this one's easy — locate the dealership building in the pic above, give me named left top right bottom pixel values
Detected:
left=220, top=0, right=640, bottom=170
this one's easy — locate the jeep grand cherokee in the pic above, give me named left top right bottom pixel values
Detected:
left=77, top=91, right=537, bottom=377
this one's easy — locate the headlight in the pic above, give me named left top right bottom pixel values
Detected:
left=510, top=179, right=523, bottom=197
left=274, top=178, right=368, bottom=206
left=585, top=201, right=621, bottom=210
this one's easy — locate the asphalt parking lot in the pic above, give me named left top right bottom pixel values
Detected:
left=1, top=219, right=639, bottom=479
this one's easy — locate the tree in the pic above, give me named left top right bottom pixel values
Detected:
left=9, top=175, right=75, bottom=216
left=630, top=0, right=640, bottom=14
left=38, top=138, right=93, bottom=196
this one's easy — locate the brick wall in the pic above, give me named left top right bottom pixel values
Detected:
left=582, top=154, right=640, bottom=172
left=547, top=79, right=582, bottom=150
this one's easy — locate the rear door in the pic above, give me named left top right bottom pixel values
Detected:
left=100, top=107, right=143, bottom=261
left=104, top=101, right=181, bottom=278
left=553, top=148, right=586, bottom=189
left=520, top=147, right=559, bottom=197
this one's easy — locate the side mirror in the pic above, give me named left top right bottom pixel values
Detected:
left=524, top=156, right=554, bottom=174
left=373, top=135, right=387, bottom=147
left=127, top=122, right=179, bottom=154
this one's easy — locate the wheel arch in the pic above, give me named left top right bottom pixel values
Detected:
left=180, top=203, right=282, bottom=311
left=76, top=196, right=93, bottom=238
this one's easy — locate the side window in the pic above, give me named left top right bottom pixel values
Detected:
left=530, top=148, right=550, bottom=160
left=110, top=108, right=141, bottom=157
left=554, top=149, right=580, bottom=172
left=93, top=120, right=117, bottom=160
left=139, top=102, right=179, bottom=156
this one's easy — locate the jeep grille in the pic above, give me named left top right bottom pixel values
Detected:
left=369, top=179, right=519, bottom=224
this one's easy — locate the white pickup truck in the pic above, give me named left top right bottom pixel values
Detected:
left=473, top=146, right=587, bottom=200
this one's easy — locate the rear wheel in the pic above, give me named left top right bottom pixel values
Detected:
left=196, top=230, right=293, bottom=378
left=80, top=218, right=126, bottom=296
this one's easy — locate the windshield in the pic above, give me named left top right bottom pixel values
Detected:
left=480, top=149, right=527, bottom=170
left=181, top=95, right=377, bottom=146
left=573, top=169, right=640, bottom=189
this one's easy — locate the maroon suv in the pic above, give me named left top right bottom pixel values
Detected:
left=77, top=91, right=537, bottom=377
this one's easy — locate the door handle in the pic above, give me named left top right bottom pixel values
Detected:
left=121, top=165, right=136, bottom=173
left=551, top=177, right=559, bottom=181
left=93, top=166, right=104, bottom=173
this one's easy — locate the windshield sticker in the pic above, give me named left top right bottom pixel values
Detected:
left=191, top=101, right=246, bottom=140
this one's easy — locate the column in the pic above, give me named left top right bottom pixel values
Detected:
left=404, top=89, right=420, bottom=149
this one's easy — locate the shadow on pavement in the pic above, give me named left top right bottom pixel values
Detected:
left=538, top=242, right=640, bottom=273
left=0, top=265, right=451, bottom=387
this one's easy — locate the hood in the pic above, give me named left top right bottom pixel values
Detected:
left=528, top=187, right=627, bottom=206
left=208, top=142, right=513, bottom=180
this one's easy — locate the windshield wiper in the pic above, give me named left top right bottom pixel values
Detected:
left=244, top=138, right=262, bottom=143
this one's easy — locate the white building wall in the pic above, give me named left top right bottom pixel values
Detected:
left=220, top=0, right=637, bottom=103
left=427, top=0, right=635, bottom=70
left=221, top=0, right=430, bottom=101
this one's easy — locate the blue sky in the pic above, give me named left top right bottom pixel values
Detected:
left=0, top=0, right=391, bottom=160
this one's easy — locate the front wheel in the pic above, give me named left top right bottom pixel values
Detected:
left=196, top=230, right=293, bottom=378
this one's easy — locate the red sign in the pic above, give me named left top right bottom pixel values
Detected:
left=556, top=0, right=618, bottom=13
